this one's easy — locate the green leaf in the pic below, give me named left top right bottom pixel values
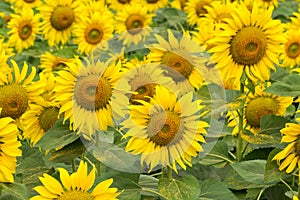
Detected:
left=198, top=180, right=238, bottom=200
left=231, top=160, right=266, bottom=185
left=273, top=1, right=298, bottom=22
left=264, top=148, right=287, bottom=183
left=139, top=175, right=159, bottom=197
left=0, top=183, right=30, bottom=200
left=158, top=175, right=199, bottom=200
left=35, top=119, right=79, bottom=150
left=264, top=74, right=300, bottom=97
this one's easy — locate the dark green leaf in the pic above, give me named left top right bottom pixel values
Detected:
left=0, top=183, right=29, bottom=200
left=264, top=148, right=287, bottom=183
left=198, top=180, right=238, bottom=200
left=264, top=74, right=300, bottom=97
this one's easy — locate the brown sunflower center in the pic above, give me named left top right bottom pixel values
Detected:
left=147, top=0, right=159, bottom=3
left=0, top=84, right=28, bottom=119
left=74, top=75, right=112, bottom=111
left=230, top=27, right=267, bottom=66
left=51, top=6, right=74, bottom=31
left=24, top=0, right=35, bottom=3
left=118, top=0, right=131, bottom=4
left=196, top=1, right=209, bottom=16
left=18, top=22, right=32, bottom=40
left=245, top=97, right=278, bottom=128
left=129, top=83, right=157, bottom=105
left=38, top=107, right=60, bottom=132
left=58, top=190, right=95, bottom=200
left=286, top=42, right=300, bottom=59
left=53, top=59, right=67, bottom=71
left=85, top=25, right=103, bottom=45
left=126, top=14, right=144, bottom=35
left=148, top=111, right=181, bottom=146
left=161, top=51, right=194, bottom=81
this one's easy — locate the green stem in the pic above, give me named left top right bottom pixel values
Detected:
left=256, top=188, right=264, bottom=200
left=207, top=153, right=234, bottom=164
left=72, top=159, right=76, bottom=172
left=280, top=178, right=297, bottom=197
left=167, top=167, right=172, bottom=181
left=237, top=83, right=246, bottom=162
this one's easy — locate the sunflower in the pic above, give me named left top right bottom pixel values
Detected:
left=193, top=18, right=215, bottom=50
left=38, top=0, right=82, bottom=47
left=73, top=11, right=114, bottom=55
left=280, top=30, right=300, bottom=68
left=122, top=85, right=208, bottom=172
left=0, top=113, right=22, bottom=183
left=227, top=83, right=293, bottom=136
left=184, top=0, right=213, bottom=26
left=107, top=0, right=138, bottom=11
left=7, top=8, right=40, bottom=53
left=170, top=0, right=187, bottom=10
left=54, top=58, right=124, bottom=136
left=112, top=60, right=175, bottom=120
left=115, top=4, right=154, bottom=46
left=138, top=0, right=169, bottom=12
left=257, top=0, right=278, bottom=8
left=31, top=160, right=121, bottom=200
left=8, top=0, right=43, bottom=9
left=0, top=60, right=44, bottom=128
left=39, top=51, right=79, bottom=74
left=147, top=29, right=208, bottom=93
left=208, top=2, right=285, bottom=85
left=272, top=123, right=300, bottom=181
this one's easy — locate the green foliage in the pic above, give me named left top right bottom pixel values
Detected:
left=264, top=74, right=300, bottom=96
left=198, top=180, right=238, bottom=200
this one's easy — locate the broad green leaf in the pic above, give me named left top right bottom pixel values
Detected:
left=270, top=65, right=290, bottom=81
left=35, top=119, right=79, bottom=150
left=198, top=180, right=238, bottom=200
left=264, top=74, right=300, bottom=97
left=0, top=183, right=29, bottom=200
left=264, top=148, right=287, bottom=183
left=158, top=175, right=199, bottom=200
left=273, top=1, right=298, bottom=22
left=263, top=185, right=290, bottom=200
left=139, top=175, right=159, bottom=197
left=246, top=188, right=264, bottom=199
left=242, top=147, right=273, bottom=161
left=231, top=160, right=266, bottom=185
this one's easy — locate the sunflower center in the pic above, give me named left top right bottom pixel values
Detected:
left=38, top=107, right=59, bottom=132
left=215, top=13, right=231, bottom=23
left=118, top=0, right=131, bottom=4
left=51, top=6, right=74, bottom=31
left=126, top=14, right=144, bottom=35
left=0, top=84, right=28, bottom=119
left=129, top=83, right=157, bottom=105
left=85, top=25, right=103, bottom=45
left=24, top=0, right=35, bottom=3
left=148, top=111, right=181, bottom=146
left=196, top=1, right=209, bottom=16
left=245, top=97, right=278, bottom=128
left=53, top=60, right=67, bottom=71
left=18, top=22, right=32, bottom=40
left=74, top=75, right=112, bottom=111
left=58, top=190, right=95, bottom=200
left=161, top=51, right=194, bottom=81
left=147, top=0, right=159, bottom=3
left=230, top=27, right=267, bottom=66
left=286, top=42, right=300, bottom=59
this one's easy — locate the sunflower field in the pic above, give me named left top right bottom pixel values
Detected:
left=2, top=0, right=300, bottom=199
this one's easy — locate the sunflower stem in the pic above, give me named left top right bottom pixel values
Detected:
left=72, top=159, right=76, bottom=173
left=237, top=83, right=246, bottom=162
left=280, top=178, right=297, bottom=197
left=167, top=167, right=172, bottom=181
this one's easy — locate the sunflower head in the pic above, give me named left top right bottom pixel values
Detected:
left=130, top=83, right=157, bottom=105
left=50, top=6, right=74, bottom=31
left=38, top=106, right=59, bottom=132
left=18, top=22, right=32, bottom=40
left=126, top=14, right=144, bottom=35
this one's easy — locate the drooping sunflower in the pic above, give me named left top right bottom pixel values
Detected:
left=39, top=51, right=79, bottom=74
left=0, top=114, right=22, bottom=183
left=8, top=0, right=43, bottom=9
left=138, top=0, right=169, bottom=12
left=122, top=85, right=208, bottom=172
left=184, top=0, right=213, bottom=26
left=280, top=30, right=300, bottom=68
left=38, top=0, right=82, bottom=47
left=115, top=4, right=154, bottom=46
left=272, top=123, right=300, bottom=181
left=31, top=160, right=121, bottom=200
left=54, top=58, right=124, bottom=136
left=73, top=11, right=114, bottom=55
left=0, top=60, right=44, bottom=128
left=147, top=29, right=208, bottom=93
left=227, top=83, right=293, bottom=136
left=208, top=2, right=285, bottom=85
left=7, top=8, right=40, bottom=53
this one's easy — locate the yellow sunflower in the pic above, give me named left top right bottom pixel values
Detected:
left=8, top=0, right=43, bottom=9
left=184, top=0, right=213, bottom=26
left=31, top=160, right=121, bottom=200
left=227, top=83, right=293, bottom=136
left=272, top=123, right=300, bottom=181
left=0, top=114, right=22, bottom=183
left=280, top=29, right=300, bottom=68
left=193, top=18, right=215, bottom=50
left=107, top=0, right=138, bottom=11
left=147, top=29, right=208, bottom=93
left=0, top=60, right=44, bottom=128
left=54, top=58, right=124, bottom=136
left=170, top=0, right=187, bottom=10
left=7, top=8, right=40, bottom=53
left=73, top=11, right=114, bottom=55
left=122, top=85, right=208, bottom=173
left=38, top=0, right=82, bottom=47
left=257, top=0, right=278, bottom=8
left=208, top=2, right=285, bottom=85
left=137, top=0, right=169, bottom=12
left=115, top=4, right=154, bottom=46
